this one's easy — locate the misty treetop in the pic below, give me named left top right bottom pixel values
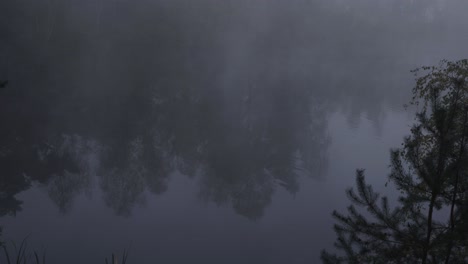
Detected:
left=322, top=59, right=468, bottom=264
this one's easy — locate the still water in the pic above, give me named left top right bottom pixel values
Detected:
left=1, top=1, right=467, bottom=263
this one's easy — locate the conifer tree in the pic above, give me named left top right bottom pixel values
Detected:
left=321, top=59, right=468, bottom=264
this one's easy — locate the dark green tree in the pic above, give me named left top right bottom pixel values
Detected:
left=322, top=59, right=468, bottom=264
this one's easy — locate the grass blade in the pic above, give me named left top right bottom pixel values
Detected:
left=3, top=245, right=12, bottom=264
left=16, top=236, right=29, bottom=264
left=122, top=249, right=128, bottom=264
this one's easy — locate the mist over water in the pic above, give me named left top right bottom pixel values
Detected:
left=1, top=0, right=467, bottom=263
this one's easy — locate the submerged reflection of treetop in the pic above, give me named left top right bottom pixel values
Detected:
left=0, top=82, right=330, bottom=219
left=196, top=87, right=329, bottom=219
left=95, top=84, right=330, bottom=218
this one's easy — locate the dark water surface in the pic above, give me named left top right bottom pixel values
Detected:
left=1, top=1, right=467, bottom=263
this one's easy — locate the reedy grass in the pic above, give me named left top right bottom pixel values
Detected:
left=1, top=236, right=128, bottom=263
left=1, top=235, right=46, bottom=264
left=105, top=249, right=129, bottom=264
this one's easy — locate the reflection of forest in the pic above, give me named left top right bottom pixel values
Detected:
left=1, top=0, right=465, bottom=219
left=0, top=73, right=330, bottom=218
left=97, top=82, right=330, bottom=218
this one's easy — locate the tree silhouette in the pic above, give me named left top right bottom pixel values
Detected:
left=322, top=59, right=468, bottom=263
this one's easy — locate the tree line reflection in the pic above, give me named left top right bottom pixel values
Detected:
left=0, top=76, right=330, bottom=219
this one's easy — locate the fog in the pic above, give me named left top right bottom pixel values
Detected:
left=1, top=0, right=467, bottom=263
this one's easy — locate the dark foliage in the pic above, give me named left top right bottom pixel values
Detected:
left=322, top=59, right=468, bottom=263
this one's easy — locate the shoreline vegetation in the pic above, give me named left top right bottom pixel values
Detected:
left=0, top=236, right=128, bottom=264
left=322, top=59, right=468, bottom=263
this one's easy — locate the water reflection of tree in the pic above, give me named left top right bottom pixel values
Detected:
left=90, top=77, right=331, bottom=218
left=1, top=52, right=331, bottom=220
left=0, top=140, right=31, bottom=217
left=194, top=84, right=330, bottom=219
left=45, top=135, right=96, bottom=213
left=99, top=136, right=170, bottom=216
left=0, top=134, right=90, bottom=216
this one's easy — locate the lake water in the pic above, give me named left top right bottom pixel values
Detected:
left=1, top=1, right=467, bottom=263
